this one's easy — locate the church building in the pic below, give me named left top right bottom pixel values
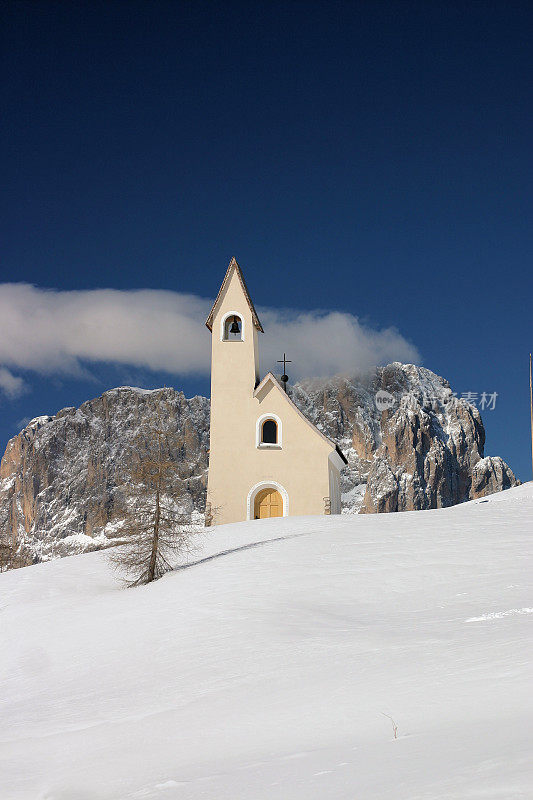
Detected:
left=205, top=257, right=347, bottom=526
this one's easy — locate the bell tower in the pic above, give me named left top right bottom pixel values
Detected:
left=205, top=257, right=263, bottom=524
left=205, top=256, right=346, bottom=527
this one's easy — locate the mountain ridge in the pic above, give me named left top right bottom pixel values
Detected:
left=0, top=362, right=518, bottom=564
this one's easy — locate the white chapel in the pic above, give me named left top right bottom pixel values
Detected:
left=205, top=257, right=347, bottom=526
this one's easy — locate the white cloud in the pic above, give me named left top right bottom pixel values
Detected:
left=15, top=417, right=32, bottom=430
left=259, top=308, right=420, bottom=379
left=0, top=284, right=210, bottom=377
left=0, top=283, right=420, bottom=395
left=0, top=367, right=27, bottom=399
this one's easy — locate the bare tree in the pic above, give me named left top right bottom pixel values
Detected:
left=108, top=429, right=198, bottom=587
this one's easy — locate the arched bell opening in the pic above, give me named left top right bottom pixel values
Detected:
left=222, top=314, right=242, bottom=341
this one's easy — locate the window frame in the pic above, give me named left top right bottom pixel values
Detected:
left=256, top=413, right=282, bottom=449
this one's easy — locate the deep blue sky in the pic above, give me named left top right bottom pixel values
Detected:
left=1, top=1, right=532, bottom=480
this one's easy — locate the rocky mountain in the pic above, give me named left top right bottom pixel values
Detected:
left=292, top=363, right=518, bottom=513
left=0, top=388, right=210, bottom=565
left=0, top=363, right=518, bottom=564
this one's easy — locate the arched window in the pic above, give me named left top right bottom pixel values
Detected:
left=223, top=314, right=242, bottom=341
left=261, top=419, right=277, bottom=444
left=256, top=414, right=282, bottom=448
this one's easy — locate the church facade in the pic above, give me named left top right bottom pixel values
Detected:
left=205, top=257, right=347, bottom=526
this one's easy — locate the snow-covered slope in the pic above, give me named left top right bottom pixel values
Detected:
left=1, top=484, right=531, bottom=799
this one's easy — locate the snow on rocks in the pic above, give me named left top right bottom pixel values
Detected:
left=0, top=364, right=519, bottom=564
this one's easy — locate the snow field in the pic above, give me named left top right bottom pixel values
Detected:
left=0, top=484, right=532, bottom=799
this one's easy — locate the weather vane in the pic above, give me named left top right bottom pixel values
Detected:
left=277, top=353, right=292, bottom=393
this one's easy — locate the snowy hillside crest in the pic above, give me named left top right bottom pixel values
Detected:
left=1, top=484, right=532, bottom=798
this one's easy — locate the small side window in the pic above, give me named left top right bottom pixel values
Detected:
left=261, top=419, right=277, bottom=444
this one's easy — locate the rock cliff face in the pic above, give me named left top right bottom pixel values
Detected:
left=292, top=363, right=518, bottom=514
left=0, top=388, right=210, bottom=563
left=470, top=456, right=518, bottom=499
left=0, top=364, right=518, bottom=563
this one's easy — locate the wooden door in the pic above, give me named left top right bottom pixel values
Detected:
left=255, top=489, right=283, bottom=519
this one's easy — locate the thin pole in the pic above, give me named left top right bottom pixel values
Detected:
left=530, top=353, right=533, bottom=480
left=277, top=352, right=292, bottom=393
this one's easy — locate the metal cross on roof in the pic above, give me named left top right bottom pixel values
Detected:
left=277, top=353, right=292, bottom=393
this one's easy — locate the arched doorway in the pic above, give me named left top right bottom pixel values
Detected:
left=247, top=481, right=289, bottom=520
left=254, top=488, right=283, bottom=519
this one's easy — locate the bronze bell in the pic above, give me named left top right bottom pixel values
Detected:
left=230, top=317, right=240, bottom=334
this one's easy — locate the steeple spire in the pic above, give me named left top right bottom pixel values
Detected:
left=205, top=257, right=263, bottom=333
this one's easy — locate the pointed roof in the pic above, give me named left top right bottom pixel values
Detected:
left=205, top=257, right=264, bottom=333
left=253, top=372, right=348, bottom=465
